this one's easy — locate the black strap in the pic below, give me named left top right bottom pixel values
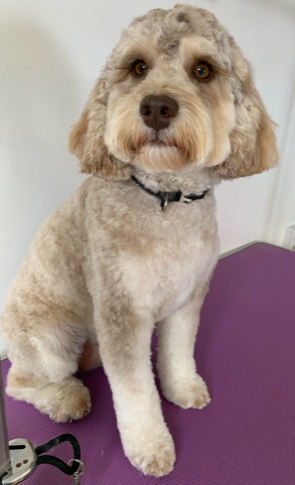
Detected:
left=35, top=433, right=81, bottom=476
left=131, top=175, right=208, bottom=210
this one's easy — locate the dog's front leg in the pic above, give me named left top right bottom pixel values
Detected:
left=157, top=282, right=211, bottom=410
left=94, top=302, right=175, bottom=477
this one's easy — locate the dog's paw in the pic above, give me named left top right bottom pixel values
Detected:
left=39, top=378, right=91, bottom=422
left=125, top=427, right=175, bottom=477
left=163, top=374, right=211, bottom=410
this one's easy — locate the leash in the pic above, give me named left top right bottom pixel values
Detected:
left=35, top=434, right=81, bottom=475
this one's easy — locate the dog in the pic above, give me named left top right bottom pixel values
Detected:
left=1, top=4, right=278, bottom=477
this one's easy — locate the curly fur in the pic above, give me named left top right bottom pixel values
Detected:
left=1, top=4, right=278, bottom=477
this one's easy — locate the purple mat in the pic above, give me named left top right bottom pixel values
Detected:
left=2, top=242, right=295, bottom=484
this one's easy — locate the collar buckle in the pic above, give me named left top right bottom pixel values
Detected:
left=179, top=193, right=192, bottom=203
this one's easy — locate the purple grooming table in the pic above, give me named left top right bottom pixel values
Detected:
left=2, top=242, right=295, bottom=484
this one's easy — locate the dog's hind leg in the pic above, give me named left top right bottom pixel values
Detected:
left=4, top=319, right=91, bottom=422
left=7, top=371, right=91, bottom=423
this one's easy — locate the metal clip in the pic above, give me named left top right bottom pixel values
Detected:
left=68, top=458, right=85, bottom=484
left=2, top=439, right=37, bottom=485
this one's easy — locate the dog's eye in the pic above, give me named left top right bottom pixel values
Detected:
left=193, top=63, right=213, bottom=81
left=132, top=61, right=147, bottom=76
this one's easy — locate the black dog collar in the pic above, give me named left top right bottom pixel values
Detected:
left=131, top=175, right=209, bottom=211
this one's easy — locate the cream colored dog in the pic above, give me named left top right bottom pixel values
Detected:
left=1, top=4, right=277, bottom=477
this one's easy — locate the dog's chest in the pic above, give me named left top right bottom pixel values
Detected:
left=119, top=214, right=218, bottom=321
left=149, top=248, right=209, bottom=321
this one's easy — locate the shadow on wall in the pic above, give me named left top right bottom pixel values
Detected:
left=0, top=17, right=82, bottom=176
left=0, top=18, right=84, bottom=307
left=255, top=0, right=295, bottom=17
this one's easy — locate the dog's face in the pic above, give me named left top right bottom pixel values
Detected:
left=69, top=5, right=278, bottom=179
left=104, top=28, right=235, bottom=172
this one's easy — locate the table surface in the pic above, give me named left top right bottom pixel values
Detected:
left=2, top=242, right=295, bottom=485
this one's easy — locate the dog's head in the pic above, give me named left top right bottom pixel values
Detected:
left=69, top=4, right=278, bottom=179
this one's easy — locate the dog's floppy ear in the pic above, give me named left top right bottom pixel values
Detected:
left=68, top=76, right=131, bottom=179
left=212, top=47, right=278, bottom=179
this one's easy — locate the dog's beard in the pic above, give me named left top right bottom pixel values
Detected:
left=137, top=142, right=185, bottom=171
left=131, top=124, right=210, bottom=172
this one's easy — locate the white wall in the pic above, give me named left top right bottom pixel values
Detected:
left=1, top=0, right=295, bottom=355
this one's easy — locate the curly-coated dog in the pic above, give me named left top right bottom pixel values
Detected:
left=1, top=4, right=278, bottom=477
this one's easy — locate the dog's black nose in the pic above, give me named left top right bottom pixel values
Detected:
left=140, top=95, right=179, bottom=130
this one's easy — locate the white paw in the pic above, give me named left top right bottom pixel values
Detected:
left=123, top=426, right=175, bottom=477
left=163, top=374, right=211, bottom=410
left=37, top=378, right=91, bottom=422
